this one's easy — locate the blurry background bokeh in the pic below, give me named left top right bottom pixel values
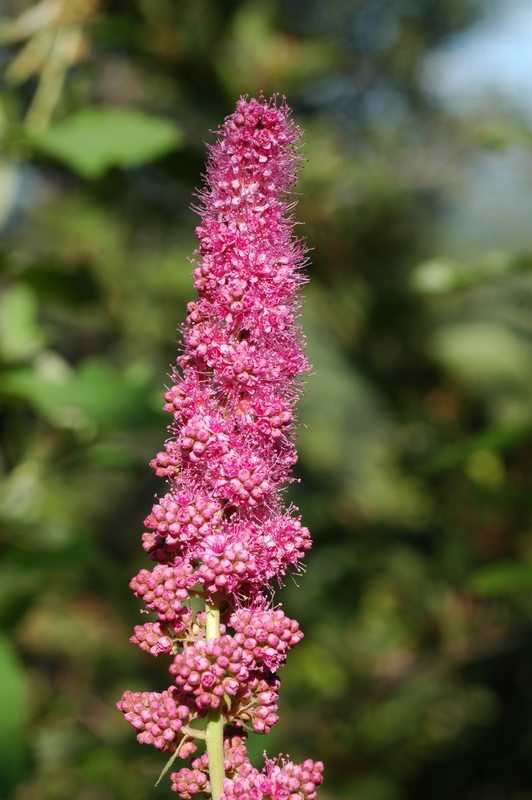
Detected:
left=2, top=1, right=532, bottom=798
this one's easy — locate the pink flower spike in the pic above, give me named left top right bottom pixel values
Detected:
left=118, top=94, right=323, bottom=798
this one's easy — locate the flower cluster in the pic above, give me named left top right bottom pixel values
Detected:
left=117, top=94, right=323, bottom=798
left=171, top=732, right=324, bottom=800
left=117, top=687, right=195, bottom=753
left=219, top=757, right=324, bottom=800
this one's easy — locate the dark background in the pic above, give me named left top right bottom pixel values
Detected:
left=2, top=1, right=532, bottom=798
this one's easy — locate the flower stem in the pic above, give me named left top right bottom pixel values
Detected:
left=205, top=598, right=224, bottom=800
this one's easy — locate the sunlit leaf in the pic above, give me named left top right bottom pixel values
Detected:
left=31, top=107, right=184, bottom=178
left=3, top=357, right=155, bottom=431
left=0, top=634, right=27, bottom=789
left=0, top=283, right=45, bottom=361
left=431, top=322, right=532, bottom=388
left=469, top=562, right=532, bottom=595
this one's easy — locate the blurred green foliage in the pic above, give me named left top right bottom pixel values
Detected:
left=2, top=1, right=532, bottom=799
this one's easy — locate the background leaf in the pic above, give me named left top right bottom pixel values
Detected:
left=31, top=107, right=184, bottom=178
left=0, top=635, right=27, bottom=789
left=470, top=563, right=532, bottom=595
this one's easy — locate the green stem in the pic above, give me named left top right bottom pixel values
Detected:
left=205, top=598, right=225, bottom=800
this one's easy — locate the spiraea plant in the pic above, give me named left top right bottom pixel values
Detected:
left=117, top=93, right=324, bottom=800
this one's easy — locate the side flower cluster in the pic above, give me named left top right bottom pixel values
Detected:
left=117, top=94, right=323, bottom=799
left=171, top=733, right=324, bottom=800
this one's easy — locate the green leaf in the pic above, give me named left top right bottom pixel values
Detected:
left=431, top=322, right=532, bottom=389
left=31, top=107, right=184, bottom=178
left=469, top=562, right=532, bottom=595
left=3, top=356, right=155, bottom=431
left=0, top=283, right=45, bottom=361
left=0, top=634, right=27, bottom=789
left=155, top=748, right=181, bottom=788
